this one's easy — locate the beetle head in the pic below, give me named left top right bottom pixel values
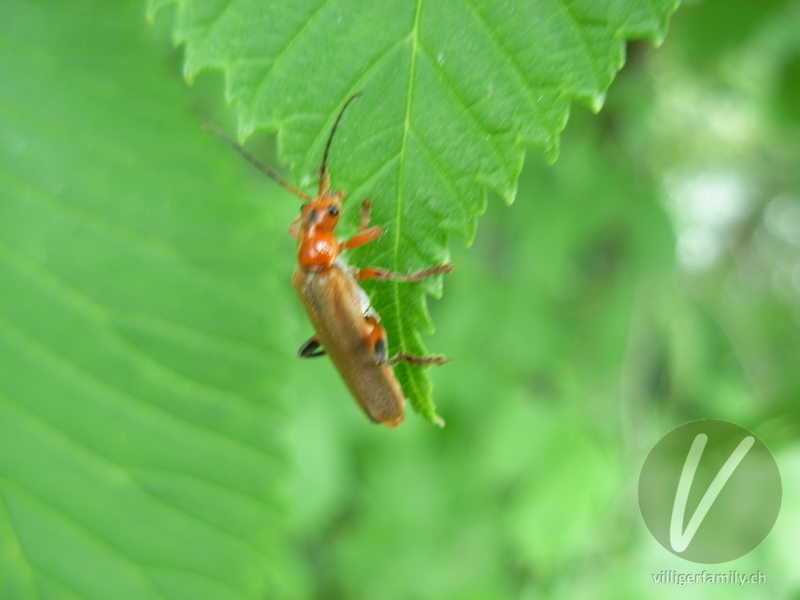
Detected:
left=300, top=191, right=345, bottom=232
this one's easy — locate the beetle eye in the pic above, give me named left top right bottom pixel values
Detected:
left=327, top=205, right=339, bottom=217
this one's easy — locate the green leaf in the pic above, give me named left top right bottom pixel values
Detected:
left=0, top=1, right=295, bottom=599
left=150, top=0, right=678, bottom=423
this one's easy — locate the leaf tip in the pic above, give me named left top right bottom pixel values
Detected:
left=589, top=92, right=607, bottom=114
left=542, top=137, right=560, bottom=164
left=182, top=65, right=196, bottom=86
left=420, top=403, right=446, bottom=428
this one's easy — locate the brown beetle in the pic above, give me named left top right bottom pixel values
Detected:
left=207, top=94, right=452, bottom=426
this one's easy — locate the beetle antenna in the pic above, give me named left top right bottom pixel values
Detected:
left=319, top=92, right=362, bottom=194
left=203, top=124, right=312, bottom=201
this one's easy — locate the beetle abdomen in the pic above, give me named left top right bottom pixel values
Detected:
left=292, top=267, right=405, bottom=427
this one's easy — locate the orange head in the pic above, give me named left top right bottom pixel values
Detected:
left=298, top=191, right=345, bottom=234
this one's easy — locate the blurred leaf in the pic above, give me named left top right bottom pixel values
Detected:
left=0, top=2, right=295, bottom=599
left=150, top=0, right=679, bottom=422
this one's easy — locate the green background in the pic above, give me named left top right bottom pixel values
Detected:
left=2, top=0, right=800, bottom=599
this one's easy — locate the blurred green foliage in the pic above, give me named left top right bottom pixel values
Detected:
left=2, top=0, right=800, bottom=599
left=288, top=1, right=800, bottom=598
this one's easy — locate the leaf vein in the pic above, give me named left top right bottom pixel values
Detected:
left=554, top=0, right=605, bottom=90
left=197, top=0, right=240, bottom=45
left=0, top=491, right=42, bottom=600
left=390, top=0, right=425, bottom=405
left=0, top=314, right=278, bottom=470
left=301, top=33, right=411, bottom=177
left=416, top=41, right=508, bottom=180
left=407, top=124, right=465, bottom=214
left=342, top=151, right=402, bottom=213
left=0, top=472, right=169, bottom=599
left=0, top=171, right=266, bottom=315
left=1, top=395, right=274, bottom=563
left=0, top=240, right=276, bottom=429
left=460, top=0, right=550, bottom=122
left=249, top=0, right=335, bottom=125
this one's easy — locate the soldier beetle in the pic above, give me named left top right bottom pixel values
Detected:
left=206, top=94, right=452, bottom=427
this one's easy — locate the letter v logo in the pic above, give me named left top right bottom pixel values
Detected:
left=669, top=434, right=754, bottom=553
left=638, top=420, right=781, bottom=563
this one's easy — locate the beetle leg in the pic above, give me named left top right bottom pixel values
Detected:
left=363, top=315, right=449, bottom=367
left=364, top=315, right=389, bottom=364
left=355, top=263, right=454, bottom=282
left=384, top=352, right=451, bottom=367
left=288, top=214, right=303, bottom=239
left=357, top=198, right=372, bottom=230
left=342, top=227, right=382, bottom=250
left=340, top=199, right=383, bottom=250
left=298, top=336, right=326, bottom=358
